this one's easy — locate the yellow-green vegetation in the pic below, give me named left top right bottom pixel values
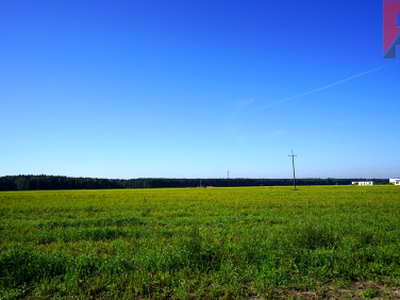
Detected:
left=1, top=186, right=400, bottom=298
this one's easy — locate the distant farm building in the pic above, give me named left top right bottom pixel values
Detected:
left=389, top=178, right=400, bottom=185
left=351, top=181, right=374, bottom=186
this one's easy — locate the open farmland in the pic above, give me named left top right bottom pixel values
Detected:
left=1, top=186, right=400, bottom=298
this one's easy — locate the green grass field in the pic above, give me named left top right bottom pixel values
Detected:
left=1, top=186, right=400, bottom=298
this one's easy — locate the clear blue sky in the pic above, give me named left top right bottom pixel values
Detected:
left=1, top=0, right=399, bottom=179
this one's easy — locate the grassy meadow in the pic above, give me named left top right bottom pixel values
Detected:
left=1, top=185, right=400, bottom=298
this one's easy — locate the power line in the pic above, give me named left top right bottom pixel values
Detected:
left=288, top=150, right=297, bottom=190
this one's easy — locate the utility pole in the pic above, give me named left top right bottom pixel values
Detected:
left=227, top=170, right=230, bottom=187
left=288, top=150, right=297, bottom=190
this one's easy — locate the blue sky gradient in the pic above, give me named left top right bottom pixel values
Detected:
left=1, top=0, right=399, bottom=179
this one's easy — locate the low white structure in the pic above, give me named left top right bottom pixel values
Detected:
left=352, top=181, right=374, bottom=186
left=389, top=178, right=400, bottom=185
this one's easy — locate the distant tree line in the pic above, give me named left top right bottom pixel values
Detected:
left=0, top=175, right=389, bottom=191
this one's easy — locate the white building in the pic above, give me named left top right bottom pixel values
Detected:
left=389, top=178, right=400, bottom=185
left=352, top=181, right=374, bottom=186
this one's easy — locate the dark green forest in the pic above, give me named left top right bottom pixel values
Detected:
left=0, top=175, right=389, bottom=191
